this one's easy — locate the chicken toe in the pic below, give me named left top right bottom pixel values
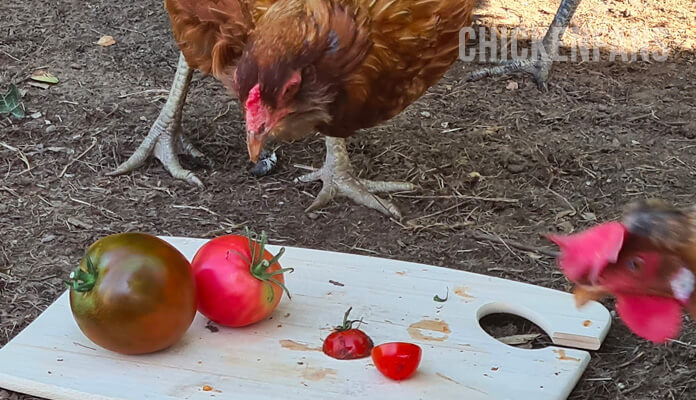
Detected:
left=466, top=0, right=582, bottom=89
left=467, top=58, right=554, bottom=90
left=107, top=52, right=205, bottom=187
left=295, top=137, right=416, bottom=219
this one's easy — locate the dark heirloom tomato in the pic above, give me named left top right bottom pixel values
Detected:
left=67, top=233, right=197, bottom=355
left=190, top=229, right=293, bottom=327
left=322, top=307, right=374, bottom=360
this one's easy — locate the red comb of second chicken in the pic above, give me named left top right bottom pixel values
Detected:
left=547, top=222, right=627, bottom=284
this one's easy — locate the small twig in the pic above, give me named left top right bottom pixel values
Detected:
left=26, top=274, right=59, bottom=282
left=407, top=201, right=468, bottom=222
left=69, top=196, right=119, bottom=216
left=1, top=142, right=31, bottom=172
left=172, top=204, right=220, bottom=216
left=17, top=150, right=31, bottom=173
left=16, top=153, right=30, bottom=173
left=112, top=25, right=146, bottom=37
left=73, top=341, right=97, bottom=351
left=547, top=188, right=576, bottom=215
left=0, top=186, right=19, bottom=198
left=617, top=351, right=644, bottom=368
left=213, top=103, right=232, bottom=121
left=406, top=221, right=474, bottom=231
left=484, top=230, right=524, bottom=262
left=0, top=271, right=19, bottom=283
left=172, top=205, right=245, bottom=229
left=620, top=382, right=643, bottom=396
left=339, top=243, right=379, bottom=254
left=669, top=339, right=696, bottom=348
left=59, top=138, right=97, bottom=178
left=626, top=113, right=653, bottom=122
left=117, top=89, right=169, bottom=98
left=393, top=194, right=518, bottom=203
left=293, top=164, right=317, bottom=172
left=1, top=50, right=21, bottom=62
left=464, top=230, right=559, bottom=258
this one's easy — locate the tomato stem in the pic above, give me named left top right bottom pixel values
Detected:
left=244, top=227, right=293, bottom=301
left=335, top=307, right=366, bottom=331
left=65, top=255, right=98, bottom=292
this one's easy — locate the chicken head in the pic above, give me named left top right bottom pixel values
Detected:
left=549, top=222, right=696, bottom=343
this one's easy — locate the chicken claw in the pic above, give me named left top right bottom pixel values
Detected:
left=466, top=0, right=581, bottom=90
left=295, top=137, right=416, bottom=219
left=467, top=58, right=554, bottom=90
left=107, top=53, right=208, bottom=187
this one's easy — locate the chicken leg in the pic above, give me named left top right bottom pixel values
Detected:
left=295, top=137, right=417, bottom=219
left=107, top=52, right=208, bottom=187
left=466, top=0, right=582, bottom=90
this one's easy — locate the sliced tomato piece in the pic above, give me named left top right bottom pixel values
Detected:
left=371, top=342, right=422, bottom=381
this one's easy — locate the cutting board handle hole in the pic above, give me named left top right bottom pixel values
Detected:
left=479, top=313, right=552, bottom=349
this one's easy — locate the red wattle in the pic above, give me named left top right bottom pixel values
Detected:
left=615, top=294, right=682, bottom=343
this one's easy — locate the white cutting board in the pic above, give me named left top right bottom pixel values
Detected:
left=0, top=236, right=611, bottom=400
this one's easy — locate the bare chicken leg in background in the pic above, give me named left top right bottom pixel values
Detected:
left=107, top=53, right=207, bottom=186
left=295, top=136, right=417, bottom=219
left=467, top=0, right=583, bottom=90
left=107, top=53, right=276, bottom=185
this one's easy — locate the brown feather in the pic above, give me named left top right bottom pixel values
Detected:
left=622, top=199, right=696, bottom=268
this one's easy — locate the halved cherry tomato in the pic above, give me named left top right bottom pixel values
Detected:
left=67, top=233, right=197, bottom=355
left=322, top=307, right=374, bottom=360
left=371, top=342, right=422, bottom=380
left=190, top=229, right=293, bottom=327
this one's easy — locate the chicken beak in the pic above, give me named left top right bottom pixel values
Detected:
left=572, top=285, right=607, bottom=308
left=246, top=130, right=267, bottom=163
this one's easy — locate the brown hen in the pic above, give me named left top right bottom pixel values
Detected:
left=109, top=0, right=584, bottom=217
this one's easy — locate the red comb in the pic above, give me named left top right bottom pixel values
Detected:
left=245, top=84, right=265, bottom=134
left=246, top=84, right=262, bottom=114
left=547, top=222, right=627, bottom=283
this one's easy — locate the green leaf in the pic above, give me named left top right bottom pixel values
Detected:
left=30, top=71, right=59, bottom=84
left=0, top=84, right=24, bottom=118
left=433, top=287, right=449, bottom=302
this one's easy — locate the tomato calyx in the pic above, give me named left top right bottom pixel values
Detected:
left=66, top=255, right=98, bottom=292
left=229, top=227, right=294, bottom=300
left=334, top=307, right=365, bottom=332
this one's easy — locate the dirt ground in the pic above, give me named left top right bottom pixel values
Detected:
left=1, top=0, right=696, bottom=398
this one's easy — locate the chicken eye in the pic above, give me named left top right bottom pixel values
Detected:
left=626, top=257, right=643, bottom=271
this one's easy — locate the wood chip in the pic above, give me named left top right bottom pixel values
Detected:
left=497, top=333, right=541, bottom=345
left=66, top=217, right=93, bottom=229
left=96, top=35, right=116, bottom=47
left=27, top=81, right=51, bottom=90
left=40, top=234, right=56, bottom=243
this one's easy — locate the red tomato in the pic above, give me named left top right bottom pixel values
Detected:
left=371, top=342, right=422, bottom=380
left=322, top=307, right=374, bottom=360
left=190, top=229, right=293, bottom=327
